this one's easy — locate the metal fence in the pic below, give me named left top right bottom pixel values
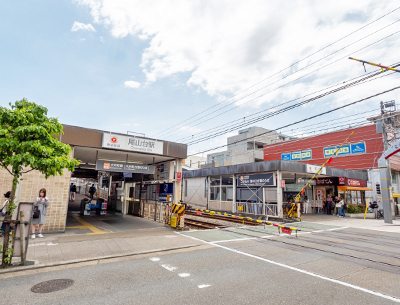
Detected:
left=143, top=201, right=168, bottom=222
left=235, top=202, right=279, bottom=218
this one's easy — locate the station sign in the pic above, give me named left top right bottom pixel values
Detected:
left=237, top=173, right=275, bottom=187
left=281, top=149, right=312, bottom=161
left=102, top=133, right=164, bottom=155
left=306, top=164, right=326, bottom=175
left=159, top=182, right=173, bottom=202
left=324, top=142, right=366, bottom=158
left=96, top=160, right=155, bottom=174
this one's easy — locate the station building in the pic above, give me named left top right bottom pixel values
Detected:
left=182, top=124, right=400, bottom=218
left=0, top=125, right=187, bottom=232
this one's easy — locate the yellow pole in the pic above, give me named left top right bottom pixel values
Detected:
left=364, top=198, right=369, bottom=220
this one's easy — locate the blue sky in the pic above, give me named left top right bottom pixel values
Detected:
left=1, top=1, right=399, bottom=156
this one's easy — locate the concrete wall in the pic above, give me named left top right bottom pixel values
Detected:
left=183, top=177, right=207, bottom=209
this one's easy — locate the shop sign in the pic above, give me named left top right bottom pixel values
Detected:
left=177, top=172, right=182, bottom=182
left=281, top=150, right=312, bottom=161
left=347, top=178, right=367, bottom=187
left=102, top=133, right=164, bottom=155
left=305, top=164, right=326, bottom=175
left=281, top=180, right=286, bottom=188
left=351, top=142, right=366, bottom=154
left=324, top=142, right=366, bottom=158
left=339, top=177, right=346, bottom=185
left=238, top=173, right=275, bottom=187
left=316, top=178, right=335, bottom=185
left=96, top=160, right=155, bottom=174
left=284, top=184, right=304, bottom=192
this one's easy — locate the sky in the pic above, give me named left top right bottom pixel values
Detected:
left=1, top=0, right=400, bottom=157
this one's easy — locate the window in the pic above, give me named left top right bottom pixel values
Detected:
left=392, top=173, right=396, bottom=183
left=184, top=180, right=188, bottom=197
left=210, top=176, right=220, bottom=186
left=210, top=187, right=220, bottom=200
left=221, top=176, right=233, bottom=186
left=210, top=175, right=234, bottom=201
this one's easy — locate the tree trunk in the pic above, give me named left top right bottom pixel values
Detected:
left=1, top=174, right=18, bottom=268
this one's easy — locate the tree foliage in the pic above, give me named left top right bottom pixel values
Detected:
left=0, top=99, right=80, bottom=267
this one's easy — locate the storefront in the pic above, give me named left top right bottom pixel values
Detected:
left=337, top=177, right=372, bottom=205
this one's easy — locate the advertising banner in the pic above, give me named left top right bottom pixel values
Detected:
left=159, top=183, right=173, bottom=202
left=237, top=173, right=275, bottom=187
left=324, top=142, right=366, bottom=158
left=281, top=150, right=312, bottom=161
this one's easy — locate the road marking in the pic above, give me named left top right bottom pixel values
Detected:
left=165, top=235, right=178, bottom=238
left=150, top=257, right=160, bottom=262
left=198, top=284, right=211, bottom=289
left=73, top=216, right=106, bottom=235
left=179, top=233, right=400, bottom=303
left=179, top=273, right=190, bottom=277
left=210, top=237, right=257, bottom=244
left=161, top=264, right=177, bottom=272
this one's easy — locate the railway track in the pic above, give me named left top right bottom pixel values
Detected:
left=185, top=211, right=260, bottom=226
left=220, top=226, right=400, bottom=270
left=184, top=219, right=225, bottom=230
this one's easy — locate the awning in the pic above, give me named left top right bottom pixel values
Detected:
left=338, top=186, right=373, bottom=191
left=393, top=193, right=400, bottom=198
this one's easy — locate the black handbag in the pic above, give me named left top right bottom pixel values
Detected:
left=33, top=206, right=40, bottom=219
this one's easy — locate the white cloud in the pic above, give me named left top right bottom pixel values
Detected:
left=124, top=80, right=141, bottom=88
left=71, top=21, right=96, bottom=32
left=100, top=36, right=104, bottom=42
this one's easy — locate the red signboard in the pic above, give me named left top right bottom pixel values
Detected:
left=347, top=178, right=367, bottom=187
left=281, top=180, right=286, bottom=188
left=177, top=172, right=182, bottom=182
left=281, top=228, right=292, bottom=235
left=339, top=177, right=346, bottom=185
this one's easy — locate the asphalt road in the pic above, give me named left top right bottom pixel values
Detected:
left=1, top=242, right=398, bottom=305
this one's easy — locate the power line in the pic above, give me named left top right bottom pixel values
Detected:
left=162, top=20, right=400, bottom=140
left=187, top=85, right=400, bottom=157
left=151, top=6, right=400, bottom=138
left=185, top=67, right=397, bottom=145
left=166, top=26, right=400, bottom=140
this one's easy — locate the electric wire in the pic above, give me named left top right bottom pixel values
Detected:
left=152, top=6, right=400, bottom=138
left=163, top=22, right=400, bottom=140
left=187, top=85, right=400, bottom=157
left=186, top=67, right=398, bottom=145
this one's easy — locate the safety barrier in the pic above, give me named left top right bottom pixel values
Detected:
left=193, top=208, right=299, bottom=236
left=235, top=203, right=279, bottom=219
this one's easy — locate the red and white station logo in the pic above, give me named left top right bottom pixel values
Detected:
left=339, top=177, right=346, bottom=185
left=110, top=136, right=118, bottom=143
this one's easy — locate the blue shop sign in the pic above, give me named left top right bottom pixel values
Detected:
left=291, top=151, right=302, bottom=161
left=324, top=145, right=351, bottom=157
left=281, top=153, right=291, bottom=161
left=351, top=142, right=366, bottom=154
left=301, top=150, right=312, bottom=160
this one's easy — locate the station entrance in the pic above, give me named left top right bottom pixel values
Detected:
left=60, top=127, right=187, bottom=233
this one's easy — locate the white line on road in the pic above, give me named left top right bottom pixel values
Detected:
left=179, top=233, right=400, bottom=303
left=161, top=264, right=177, bottom=272
left=179, top=273, right=191, bottom=277
left=210, top=237, right=257, bottom=244
left=198, top=284, right=211, bottom=289
left=149, top=257, right=160, bottom=262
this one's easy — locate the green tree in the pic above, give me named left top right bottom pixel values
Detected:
left=0, top=99, right=79, bottom=267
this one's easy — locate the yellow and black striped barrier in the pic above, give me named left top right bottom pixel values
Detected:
left=193, top=208, right=299, bottom=236
left=172, top=203, right=186, bottom=214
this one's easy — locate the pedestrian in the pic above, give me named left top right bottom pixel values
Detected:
left=0, top=191, right=11, bottom=236
left=89, top=184, right=96, bottom=200
left=334, top=196, right=341, bottom=216
left=31, top=188, right=50, bottom=239
left=369, top=201, right=379, bottom=218
left=339, top=197, right=346, bottom=218
left=326, top=196, right=332, bottom=215
left=303, top=196, right=309, bottom=214
left=69, top=182, right=74, bottom=201
left=70, top=184, right=77, bottom=202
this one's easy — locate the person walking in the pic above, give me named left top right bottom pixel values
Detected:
left=339, top=197, right=346, bottom=218
left=89, top=184, right=96, bottom=200
left=70, top=184, right=77, bottom=202
left=69, top=183, right=74, bottom=201
left=1, top=191, right=11, bottom=236
left=326, top=196, right=332, bottom=215
left=334, top=196, right=341, bottom=216
left=31, top=188, right=50, bottom=239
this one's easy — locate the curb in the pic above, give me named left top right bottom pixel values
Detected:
left=0, top=244, right=202, bottom=275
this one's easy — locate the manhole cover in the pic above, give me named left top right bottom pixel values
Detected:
left=31, top=279, right=74, bottom=293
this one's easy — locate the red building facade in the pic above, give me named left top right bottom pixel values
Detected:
left=264, top=125, right=400, bottom=171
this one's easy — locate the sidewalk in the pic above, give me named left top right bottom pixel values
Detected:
left=1, top=214, right=202, bottom=274
left=300, top=214, right=400, bottom=233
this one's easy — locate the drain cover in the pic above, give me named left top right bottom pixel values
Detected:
left=31, top=279, right=74, bottom=293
